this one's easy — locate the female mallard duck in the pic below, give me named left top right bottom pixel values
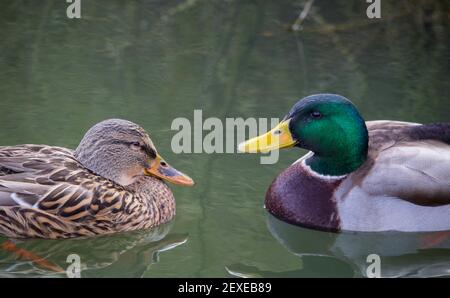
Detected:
left=239, top=94, right=450, bottom=232
left=0, top=119, right=194, bottom=239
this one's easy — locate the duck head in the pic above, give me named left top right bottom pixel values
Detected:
left=74, top=119, right=194, bottom=186
left=239, top=94, right=369, bottom=176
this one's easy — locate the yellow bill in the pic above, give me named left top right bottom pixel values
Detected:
left=238, top=119, right=296, bottom=153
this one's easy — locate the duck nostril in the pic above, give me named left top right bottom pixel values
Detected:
left=160, top=161, right=167, bottom=167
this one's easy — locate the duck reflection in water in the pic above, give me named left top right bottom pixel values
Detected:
left=227, top=214, right=450, bottom=278
left=0, top=222, right=188, bottom=277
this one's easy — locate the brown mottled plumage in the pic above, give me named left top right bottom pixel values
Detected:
left=0, top=119, right=193, bottom=239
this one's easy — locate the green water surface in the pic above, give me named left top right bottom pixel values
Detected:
left=0, top=0, right=449, bottom=277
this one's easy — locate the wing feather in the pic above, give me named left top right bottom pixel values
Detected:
left=0, top=145, right=129, bottom=223
left=361, top=121, right=450, bottom=206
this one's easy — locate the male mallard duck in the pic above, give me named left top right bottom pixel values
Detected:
left=239, top=94, right=450, bottom=232
left=0, top=119, right=194, bottom=239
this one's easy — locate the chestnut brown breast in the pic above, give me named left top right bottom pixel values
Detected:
left=265, top=162, right=343, bottom=232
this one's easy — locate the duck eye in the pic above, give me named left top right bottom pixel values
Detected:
left=130, top=142, right=142, bottom=150
left=311, top=111, right=322, bottom=119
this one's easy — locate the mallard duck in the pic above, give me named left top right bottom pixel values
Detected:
left=239, top=94, right=450, bottom=232
left=0, top=119, right=194, bottom=239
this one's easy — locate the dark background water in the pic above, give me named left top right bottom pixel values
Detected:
left=0, top=0, right=449, bottom=277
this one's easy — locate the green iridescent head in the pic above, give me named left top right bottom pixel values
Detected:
left=240, top=94, right=368, bottom=176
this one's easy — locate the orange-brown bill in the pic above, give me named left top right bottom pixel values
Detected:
left=145, top=154, right=194, bottom=186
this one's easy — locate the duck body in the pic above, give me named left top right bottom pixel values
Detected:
left=0, top=119, right=193, bottom=239
left=0, top=145, right=174, bottom=239
left=240, top=94, right=450, bottom=233
left=267, top=120, right=450, bottom=232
